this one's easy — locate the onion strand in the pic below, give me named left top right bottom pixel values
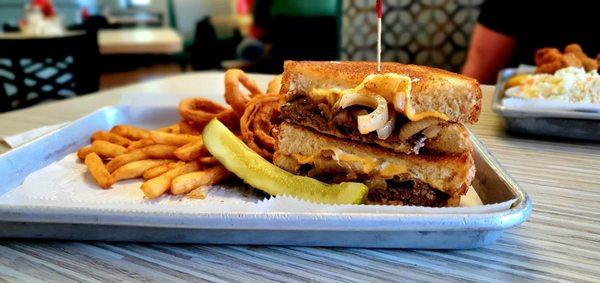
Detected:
left=338, top=92, right=389, bottom=134
left=376, top=113, right=396, bottom=139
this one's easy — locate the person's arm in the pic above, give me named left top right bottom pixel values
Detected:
left=462, top=24, right=516, bottom=84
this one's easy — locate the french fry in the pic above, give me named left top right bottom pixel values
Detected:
left=143, top=161, right=184, bottom=179
left=156, top=124, right=180, bottom=133
left=112, top=159, right=172, bottom=182
left=149, top=131, right=202, bottom=146
left=84, top=152, right=114, bottom=189
left=127, top=138, right=155, bottom=152
left=91, top=140, right=127, bottom=158
left=106, top=145, right=177, bottom=173
left=179, top=120, right=201, bottom=135
left=141, top=160, right=201, bottom=199
left=110, top=125, right=151, bottom=140
left=171, top=165, right=231, bottom=195
left=186, top=186, right=208, bottom=199
left=141, top=144, right=178, bottom=159
left=174, top=139, right=207, bottom=161
left=90, top=131, right=131, bottom=147
left=199, top=156, right=220, bottom=167
left=77, top=146, right=94, bottom=160
left=106, top=150, right=148, bottom=173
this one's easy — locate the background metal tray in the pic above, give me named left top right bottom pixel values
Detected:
left=0, top=106, right=531, bottom=249
left=492, top=68, right=600, bottom=141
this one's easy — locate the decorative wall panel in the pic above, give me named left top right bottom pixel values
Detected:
left=341, top=0, right=483, bottom=71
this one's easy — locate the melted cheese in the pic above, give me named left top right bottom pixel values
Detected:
left=323, top=146, right=379, bottom=173
left=289, top=147, right=408, bottom=177
left=308, top=73, right=449, bottom=121
left=287, top=149, right=449, bottom=192
left=379, top=162, right=408, bottom=178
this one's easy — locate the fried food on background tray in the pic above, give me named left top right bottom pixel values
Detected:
left=535, top=44, right=599, bottom=74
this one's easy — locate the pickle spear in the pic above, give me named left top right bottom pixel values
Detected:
left=202, top=119, right=368, bottom=204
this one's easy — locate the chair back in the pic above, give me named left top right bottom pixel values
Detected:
left=0, top=32, right=99, bottom=112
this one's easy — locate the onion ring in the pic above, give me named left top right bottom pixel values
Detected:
left=240, top=94, right=283, bottom=161
left=179, top=97, right=228, bottom=124
left=216, top=108, right=241, bottom=133
left=225, top=69, right=264, bottom=117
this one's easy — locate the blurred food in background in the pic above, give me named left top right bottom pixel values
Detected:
left=504, top=43, right=600, bottom=105
left=20, top=0, right=64, bottom=36
left=534, top=44, right=599, bottom=74
left=462, top=0, right=599, bottom=84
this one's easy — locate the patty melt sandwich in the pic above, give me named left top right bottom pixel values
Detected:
left=273, top=61, right=482, bottom=207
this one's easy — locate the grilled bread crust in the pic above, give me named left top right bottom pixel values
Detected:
left=281, top=61, right=482, bottom=124
left=274, top=122, right=475, bottom=197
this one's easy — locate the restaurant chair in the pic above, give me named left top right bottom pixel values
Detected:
left=189, top=17, right=241, bottom=71
left=2, top=23, right=19, bottom=32
left=252, top=0, right=341, bottom=73
left=0, top=32, right=99, bottom=112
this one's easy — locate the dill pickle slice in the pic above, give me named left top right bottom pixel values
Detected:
left=202, top=119, right=368, bottom=204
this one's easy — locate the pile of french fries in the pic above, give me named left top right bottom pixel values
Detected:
left=77, top=124, right=230, bottom=199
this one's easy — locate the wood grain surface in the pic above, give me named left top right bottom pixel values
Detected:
left=0, top=73, right=599, bottom=282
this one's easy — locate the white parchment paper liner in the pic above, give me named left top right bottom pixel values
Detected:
left=0, top=153, right=516, bottom=214
left=2, top=122, right=69, bottom=148
left=0, top=91, right=517, bottom=215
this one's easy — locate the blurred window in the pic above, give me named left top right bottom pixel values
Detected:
left=130, top=0, right=151, bottom=6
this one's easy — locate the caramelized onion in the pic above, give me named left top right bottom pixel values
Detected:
left=399, top=117, right=442, bottom=141
left=392, top=76, right=411, bottom=113
left=338, top=92, right=389, bottom=134
left=361, top=73, right=412, bottom=114
left=422, top=124, right=442, bottom=139
left=376, top=112, right=396, bottom=140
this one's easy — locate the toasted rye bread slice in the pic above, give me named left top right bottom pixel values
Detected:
left=274, top=122, right=475, bottom=197
left=281, top=61, right=482, bottom=124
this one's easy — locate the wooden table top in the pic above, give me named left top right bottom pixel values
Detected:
left=0, top=72, right=599, bottom=281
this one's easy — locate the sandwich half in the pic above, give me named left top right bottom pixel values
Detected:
left=274, top=61, right=482, bottom=207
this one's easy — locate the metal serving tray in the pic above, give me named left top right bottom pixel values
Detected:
left=492, top=68, right=600, bottom=141
left=0, top=106, right=531, bottom=249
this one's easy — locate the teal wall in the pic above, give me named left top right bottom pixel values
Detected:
left=270, top=0, right=338, bottom=17
left=0, top=0, right=172, bottom=27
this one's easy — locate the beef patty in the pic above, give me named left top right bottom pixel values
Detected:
left=281, top=97, right=428, bottom=154
left=366, top=180, right=450, bottom=207
left=294, top=164, right=450, bottom=207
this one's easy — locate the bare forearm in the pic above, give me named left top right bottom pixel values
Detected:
left=462, top=24, right=516, bottom=84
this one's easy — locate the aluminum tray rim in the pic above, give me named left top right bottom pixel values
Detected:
left=0, top=195, right=531, bottom=232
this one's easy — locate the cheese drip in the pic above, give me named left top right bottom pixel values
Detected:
left=290, top=147, right=408, bottom=178
left=308, top=73, right=449, bottom=122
